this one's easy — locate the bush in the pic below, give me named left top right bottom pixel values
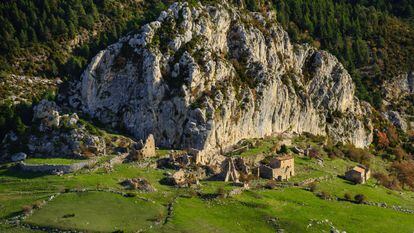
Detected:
left=354, top=194, right=367, bottom=204
left=394, top=146, right=407, bottom=162
left=264, top=180, right=278, bottom=189
left=124, top=192, right=136, bottom=198
left=33, top=200, right=44, bottom=209
left=22, top=205, right=33, bottom=215
left=317, top=191, right=331, bottom=200
left=216, top=186, right=227, bottom=198
left=278, top=144, right=288, bottom=154
left=391, top=161, right=414, bottom=190
left=155, top=211, right=165, bottom=222
left=373, top=172, right=401, bottom=190
left=344, top=192, right=352, bottom=201
left=342, top=145, right=372, bottom=167
left=308, top=182, right=317, bottom=192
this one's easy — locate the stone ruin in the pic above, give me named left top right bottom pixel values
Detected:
left=157, top=151, right=191, bottom=169
left=129, top=134, right=156, bottom=160
left=259, top=155, right=295, bottom=181
left=120, top=178, right=156, bottom=192
left=219, top=157, right=252, bottom=183
left=344, top=165, right=371, bottom=184
left=168, top=167, right=206, bottom=188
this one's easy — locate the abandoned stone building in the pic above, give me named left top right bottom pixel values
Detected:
left=345, top=165, right=371, bottom=184
left=259, top=155, right=295, bottom=181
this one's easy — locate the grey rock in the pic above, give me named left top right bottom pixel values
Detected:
left=70, top=2, right=373, bottom=163
left=384, top=111, right=408, bottom=132
left=11, top=152, right=27, bottom=162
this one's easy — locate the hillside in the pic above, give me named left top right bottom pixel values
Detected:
left=0, top=1, right=413, bottom=232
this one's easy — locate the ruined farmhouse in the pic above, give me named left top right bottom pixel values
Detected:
left=345, top=165, right=371, bottom=184
left=260, top=155, right=295, bottom=181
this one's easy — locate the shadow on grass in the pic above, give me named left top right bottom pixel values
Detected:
left=0, top=166, right=49, bottom=179
left=336, top=175, right=358, bottom=185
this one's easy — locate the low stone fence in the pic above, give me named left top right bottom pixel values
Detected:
left=18, top=159, right=97, bottom=174
left=295, top=175, right=333, bottom=187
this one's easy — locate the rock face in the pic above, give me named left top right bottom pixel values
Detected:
left=70, top=2, right=373, bottom=157
left=382, top=71, right=414, bottom=131
left=27, top=100, right=106, bottom=158
left=383, top=71, right=414, bottom=102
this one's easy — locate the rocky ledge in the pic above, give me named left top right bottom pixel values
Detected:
left=69, top=2, right=373, bottom=159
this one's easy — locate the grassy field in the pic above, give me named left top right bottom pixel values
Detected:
left=25, top=192, right=165, bottom=232
left=23, top=158, right=87, bottom=165
left=1, top=137, right=414, bottom=232
left=158, top=188, right=414, bottom=233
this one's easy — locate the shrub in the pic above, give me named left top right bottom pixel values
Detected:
left=22, top=205, right=33, bottom=215
left=394, top=146, right=407, bottom=162
left=376, top=131, right=390, bottom=149
left=155, top=211, right=165, bottom=222
left=391, top=161, right=414, bottom=190
left=317, top=191, right=331, bottom=200
left=342, top=145, right=372, bottom=167
left=354, top=194, right=367, bottom=204
left=33, top=200, right=44, bottom=209
left=308, top=148, right=319, bottom=159
left=325, top=146, right=345, bottom=159
left=216, top=186, right=227, bottom=198
left=278, top=145, right=288, bottom=154
left=344, top=192, right=352, bottom=201
left=308, top=182, right=317, bottom=192
left=124, top=192, right=136, bottom=198
left=264, top=180, right=278, bottom=189
left=239, top=173, right=256, bottom=184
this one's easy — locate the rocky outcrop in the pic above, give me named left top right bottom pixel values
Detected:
left=382, top=71, right=414, bottom=131
left=0, top=74, right=60, bottom=105
left=0, top=100, right=107, bottom=160
left=27, top=100, right=106, bottom=158
left=69, top=2, right=372, bottom=159
left=383, top=71, right=413, bottom=102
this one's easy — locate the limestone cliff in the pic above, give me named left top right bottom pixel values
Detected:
left=69, top=2, right=373, bottom=155
left=382, top=71, right=414, bottom=131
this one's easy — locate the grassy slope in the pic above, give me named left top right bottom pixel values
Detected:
left=160, top=188, right=414, bottom=233
left=25, top=192, right=165, bottom=232
left=23, top=158, right=87, bottom=165
left=1, top=145, right=414, bottom=232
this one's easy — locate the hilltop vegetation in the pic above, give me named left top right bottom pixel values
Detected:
left=269, top=0, right=414, bottom=108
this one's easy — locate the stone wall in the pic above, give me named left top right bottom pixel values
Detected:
left=18, top=159, right=97, bottom=174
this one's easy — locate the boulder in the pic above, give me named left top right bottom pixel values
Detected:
left=171, top=169, right=187, bottom=187
left=11, top=152, right=27, bottom=162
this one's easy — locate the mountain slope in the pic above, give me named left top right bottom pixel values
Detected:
left=69, top=2, right=372, bottom=159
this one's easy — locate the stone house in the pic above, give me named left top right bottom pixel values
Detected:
left=221, top=158, right=240, bottom=183
left=260, top=155, right=295, bottom=181
left=345, top=165, right=371, bottom=184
